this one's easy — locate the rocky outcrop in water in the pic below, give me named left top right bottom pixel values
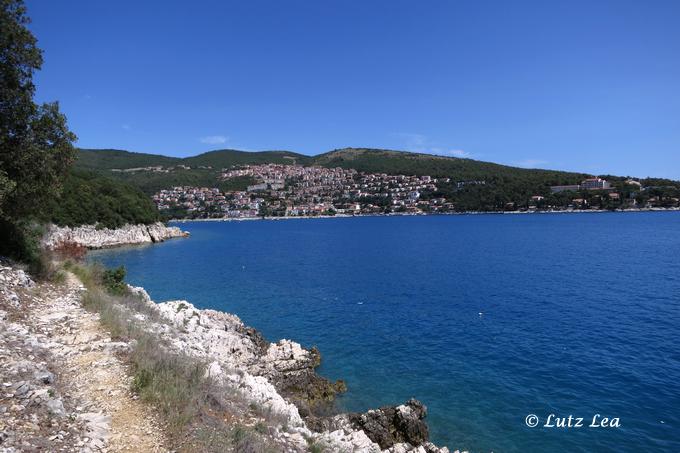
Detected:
left=308, top=399, right=433, bottom=450
left=350, top=399, right=430, bottom=448
left=130, top=292, right=452, bottom=452
left=42, top=222, right=188, bottom=249
left=131, top=295, right=347, bottom=421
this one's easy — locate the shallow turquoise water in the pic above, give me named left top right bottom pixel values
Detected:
left=88, top=213, right=680, bottom=452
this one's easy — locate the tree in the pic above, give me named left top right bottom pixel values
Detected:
left=1, top=0, right=76, bottom=219
left=1, top=0, right=76, bottom=274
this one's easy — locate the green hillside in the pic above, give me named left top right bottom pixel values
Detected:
left=182, top=149, right=311, bottom=168
left=311, top=148, right=588, bottom=183
left=45, top=170, right=160, bottom=228
left=99, top=168, right=258, bottom=196
left=76, top=149, right=180, bottom=170
left=76, top=147, right=589, bottom=186
left=307, top=148, right=596, bottom=210
left=76, top=148, right=310, bottom=171
left=75, top=149, right=309, bottom=195
left=73, top=147, right=680, bottom=212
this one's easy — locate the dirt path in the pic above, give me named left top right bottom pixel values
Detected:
left=1, top=266, right=167, bottom=452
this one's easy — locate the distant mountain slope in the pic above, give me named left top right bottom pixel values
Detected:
left=72, top=147, right=680, bottom=213
left=76, top=147, right=587, bottom=185
left=182, top=149, right=311, bottom=168
left=74, top=149, right=310, bottom=194
left=310, top=148, right=588, bottom=184
left=75, top=146, right=679, bottom=196
left=77, top=149, right=180, bottom=170
left=305, top=148, right=604, bottom=210
left=76, top=148, right=311, bottom=171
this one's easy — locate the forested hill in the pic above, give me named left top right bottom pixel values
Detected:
left=312, top=148, right=589, bottom=183
left=76, top=149, right=180, bottom=171
left=75, top=149, right=312, bottom=195
left=76, top=148, right=310, bottom=171
left=183, top=149, right=311, bottom=167
left=74, top=147, right=680, bottom=211
left=76, top=147, right=589, bottom=184
left=44, top=170, right=160, bottom=228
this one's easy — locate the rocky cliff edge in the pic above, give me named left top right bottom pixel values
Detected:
left=41, top=222, right=189, bottom=249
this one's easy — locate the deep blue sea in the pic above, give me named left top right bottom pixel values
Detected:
left=88, top=213, right=680, bottom=452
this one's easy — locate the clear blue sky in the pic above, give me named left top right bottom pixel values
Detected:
left=26, top=0, right=680, bottom=179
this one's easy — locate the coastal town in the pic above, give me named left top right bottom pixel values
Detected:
left=151, top=163, right=680, bottom=219
left=153, top=163, right=451, bottom=218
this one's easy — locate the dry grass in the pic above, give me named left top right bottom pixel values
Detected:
left=64, top=262, right=281, bottom=452
left=131, top=334, right=207, bottom=432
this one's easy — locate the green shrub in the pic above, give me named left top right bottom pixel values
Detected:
left=52, top=270, right=66, bottom=284
left=307, top=440, right=326, bottom=453
left=254, top=421, right=267, bottom=434
left=0, top=219, right=51, bottom=279
left=102, top=265, right=127, bottom=295
left=230, top=425, right=269, bottom=453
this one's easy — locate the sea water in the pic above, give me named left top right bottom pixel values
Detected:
left=88, top=212, right=680, bottom=452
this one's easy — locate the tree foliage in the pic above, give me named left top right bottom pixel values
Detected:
left=0, top=0, right=76, bottom=272
left=0, top=0, right=76, bottom=219
left=45, top=170, right=160, bottom=229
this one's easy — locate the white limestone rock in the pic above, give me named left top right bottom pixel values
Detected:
left=206, top=361, right=306, bottom=427
left=41, top=222, right=187, bottom=249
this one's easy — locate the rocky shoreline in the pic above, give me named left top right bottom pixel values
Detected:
left=5, top=221, right=455, bottom=451
left=41, top=222, right=189, bottom=250
left=128, top=289, right=450, bottom=452
left=170, top=206, right=680, bottom=223
left=1, top=257, right=455, bottom=452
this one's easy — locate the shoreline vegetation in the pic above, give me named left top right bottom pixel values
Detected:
left=170, top=206, right=680, bottom=223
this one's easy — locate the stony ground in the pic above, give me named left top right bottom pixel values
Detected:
left=0, top=264, right=166, bottom=452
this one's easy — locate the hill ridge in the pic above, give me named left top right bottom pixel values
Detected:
left=54, top=147, right=680, bottom=219
left=77, top=146, right=571, bottom=174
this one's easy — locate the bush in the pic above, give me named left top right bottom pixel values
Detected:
left=102, top=265, right=127, bottom=295
left=0, top=218, right=56, bottom=280
left=230, top=425, right=270, bottom=453
left=307, top=439, right=327, bottom=453
left=71, top=262, right=128, bottom=296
